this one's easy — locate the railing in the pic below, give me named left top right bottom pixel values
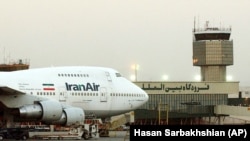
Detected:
left=193, top=27, right=231, bottom=32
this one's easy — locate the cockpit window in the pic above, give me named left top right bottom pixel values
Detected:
left=116, top=73, right=122, bottom=77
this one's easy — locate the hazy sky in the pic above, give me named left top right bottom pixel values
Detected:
left=0, top=0, right=250, bottom=87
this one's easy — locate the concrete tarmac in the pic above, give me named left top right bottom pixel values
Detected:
left=96, top=131, right=130, bottom=141
left=3, top=131, right=130, bottom=141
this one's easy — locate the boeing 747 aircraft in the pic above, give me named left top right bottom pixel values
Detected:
left=0, top=66, right=148, bottom=127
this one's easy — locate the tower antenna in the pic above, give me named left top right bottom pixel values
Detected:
left=194, top=17, right=196, bottom=32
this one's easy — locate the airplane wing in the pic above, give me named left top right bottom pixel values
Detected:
left=0, top=86, right=25, bottom=95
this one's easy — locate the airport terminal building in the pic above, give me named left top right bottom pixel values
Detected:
left=132, top=21, right=241, bottom=125
left=133, top=81, right=239, bottom=125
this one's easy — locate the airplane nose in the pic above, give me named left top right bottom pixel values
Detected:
left=142, top=90, right=149, bottom=102
left=145, top=92, right=149, bottom=102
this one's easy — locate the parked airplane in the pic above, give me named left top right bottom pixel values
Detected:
left=0, top=66, right=148, bottom=127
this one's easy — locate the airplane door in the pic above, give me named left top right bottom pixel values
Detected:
left=59, top=87, right=68, bottom=102
left=100, top=87, right=108, bottom=102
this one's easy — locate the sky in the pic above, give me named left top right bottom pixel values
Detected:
left=0, top=0, right=250, bottom=87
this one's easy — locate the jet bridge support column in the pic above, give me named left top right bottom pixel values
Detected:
left=217, top=116, right=222, bottom=125
left=214, top=115, right=226, bottom=125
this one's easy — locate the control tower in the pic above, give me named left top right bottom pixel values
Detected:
left=192, top=21, right=233, bottom=81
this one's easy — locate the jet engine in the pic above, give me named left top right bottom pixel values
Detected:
left=46, top=107, right=85, bottom=126
left=18, top=100, right=84, bottom=126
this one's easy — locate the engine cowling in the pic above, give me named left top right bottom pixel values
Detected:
left=19, top=100, right=63, bottom=121
left=47, top=107, right=85, bottom=126
left=18, top=100, right=85, bottom=126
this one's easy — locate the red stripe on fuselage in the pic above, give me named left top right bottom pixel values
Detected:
left=43, top=88, right=55, bottom=91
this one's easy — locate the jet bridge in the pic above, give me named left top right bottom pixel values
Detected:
left=95, top=111, right=134, bottom=137
left=213, top=105, right=250, bottom=124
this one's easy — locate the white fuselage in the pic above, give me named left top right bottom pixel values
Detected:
left=0, top=66, right=148, bottom=120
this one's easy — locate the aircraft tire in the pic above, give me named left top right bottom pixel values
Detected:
left=83, top=133, right=89, bottom=140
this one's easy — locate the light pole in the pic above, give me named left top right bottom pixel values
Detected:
left=135, top=65, right=137, bottom=82
left=132, top=64, right=139, bottom=82
left=162, top=74, right=169, bottom=81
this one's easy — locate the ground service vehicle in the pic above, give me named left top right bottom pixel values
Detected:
left=31, top=123, right=99, bottom=140
left=0, top=128, right=30, bottom=140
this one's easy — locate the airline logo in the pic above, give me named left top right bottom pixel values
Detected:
left=43, top=83, right=55, bottom=91
left=65, top=82, right=100, bottom=91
